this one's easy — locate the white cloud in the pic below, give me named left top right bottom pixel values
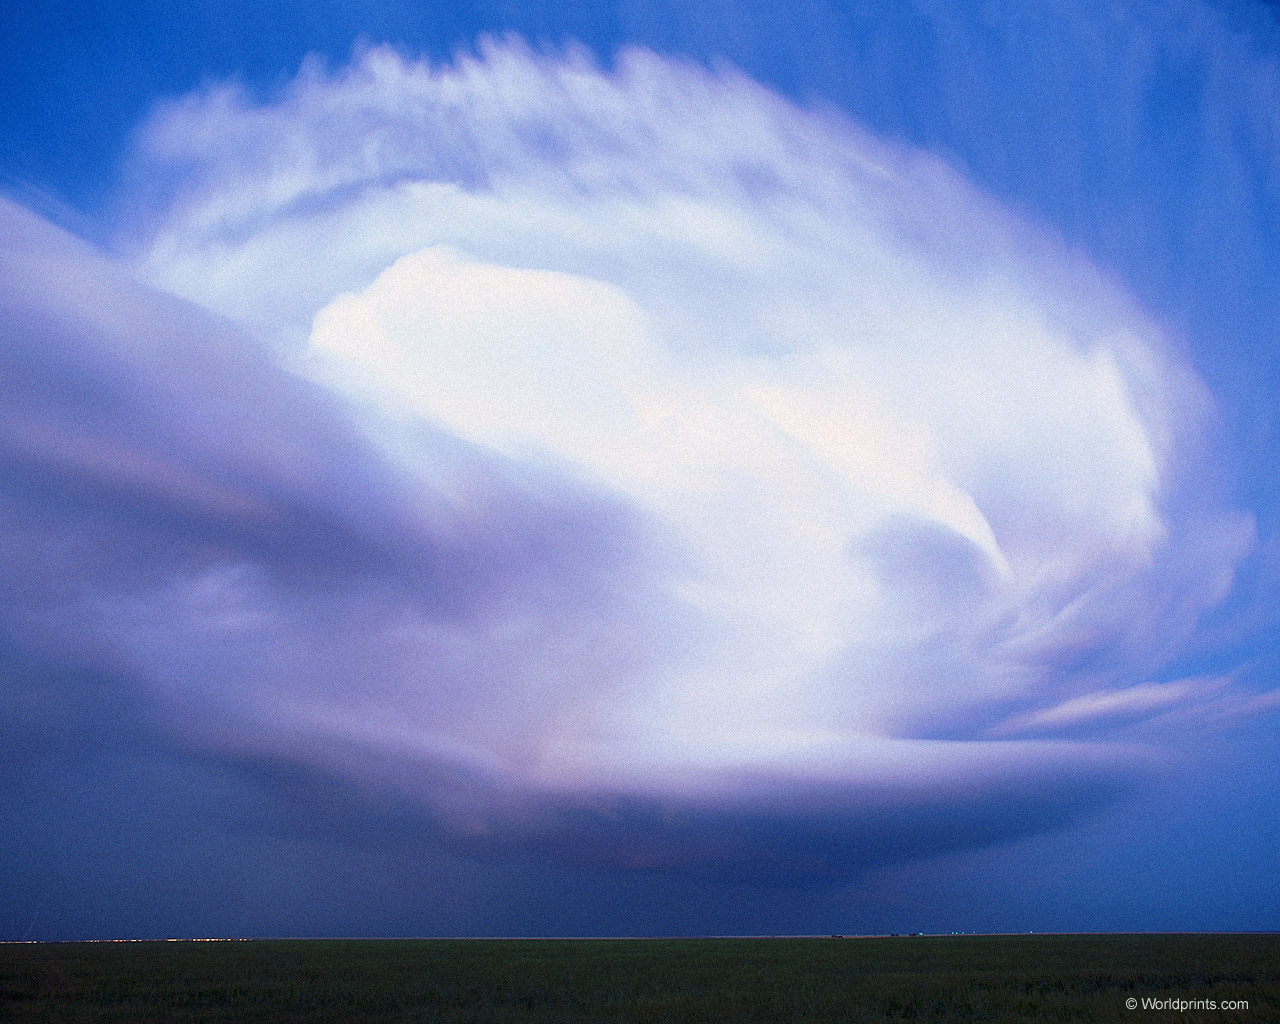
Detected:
left=113, top=40, right=1255, bottom=837
left=990, top=677, right=1228, bottom=736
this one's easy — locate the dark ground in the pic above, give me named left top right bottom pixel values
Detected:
left=2, top=933, right=1278, bottom=1022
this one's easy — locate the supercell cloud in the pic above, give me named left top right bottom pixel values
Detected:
left=1, top=28, right=1272, bottom=907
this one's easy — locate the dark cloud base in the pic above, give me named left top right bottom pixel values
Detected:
left=0, top=699, right=1130, bottom=940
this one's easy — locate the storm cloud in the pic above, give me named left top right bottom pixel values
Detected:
left=3, top=1, right=1280, bottom=940
left=2, top=36, right=1264, bottom=895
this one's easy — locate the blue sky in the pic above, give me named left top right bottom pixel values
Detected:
left=2, top=0, right=1279, bottom=939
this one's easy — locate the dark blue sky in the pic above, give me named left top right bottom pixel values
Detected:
left=2, top=0, right=1279, bottom=939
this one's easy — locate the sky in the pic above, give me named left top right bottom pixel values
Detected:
left=1, top=0, right=1279, bottom=940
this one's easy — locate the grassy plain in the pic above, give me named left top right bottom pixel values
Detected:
left=2, top=933, right=1278, bottom=1023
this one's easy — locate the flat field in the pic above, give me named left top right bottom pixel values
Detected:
left=3, top=933, right=1278, bottom=1023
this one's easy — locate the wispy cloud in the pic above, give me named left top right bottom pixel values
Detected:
left=989, top=677, right=1231, bottom=736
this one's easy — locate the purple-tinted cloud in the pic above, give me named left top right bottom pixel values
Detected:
left=0, top=195, right=683, bottom=789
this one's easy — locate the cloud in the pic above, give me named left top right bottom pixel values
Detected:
left=988, top=677, right=1231, bottom=737
left=0, top=193, right=684, bottom=769
left=3, top=38, right=1261, bottom=884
